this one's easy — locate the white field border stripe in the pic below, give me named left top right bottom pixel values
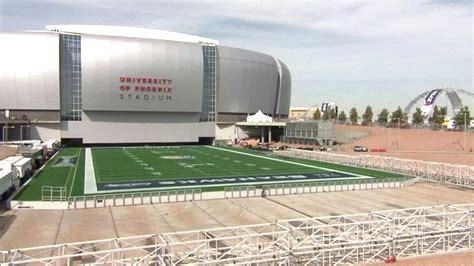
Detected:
left=68, top=148, right=82, bottom=197
left=84, top=148, right=98, bottom=194
left=77, top=176, right=373, bottom=194
left=207, top=146, right=369, bottom=177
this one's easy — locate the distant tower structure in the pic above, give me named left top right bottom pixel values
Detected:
left=302, top=102, right=336, bottom=119
left=404, top=88, right=473, bottom=117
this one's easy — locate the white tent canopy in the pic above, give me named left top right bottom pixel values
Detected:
left=246, top=110, right=273, bottom=123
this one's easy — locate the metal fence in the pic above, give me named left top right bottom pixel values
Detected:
left=276, top=149, right=474, bottom=188
left=41, top=186, right=67, bottom=201
left=63, top=177, right=409, bottom=209
left=261, top=177, right=407, bottom=196
left=67, top=189, right=202, bottom=209
left=224, top=186, right=257, bottom=198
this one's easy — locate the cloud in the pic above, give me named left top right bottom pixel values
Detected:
left=0, top=0, right=472, bottom=113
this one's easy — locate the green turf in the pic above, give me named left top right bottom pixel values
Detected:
left=14, top=148, right=85, bottom=201
left=13, top=146, right=406, bottom=201
left=92, top=146, right=326, bottom=183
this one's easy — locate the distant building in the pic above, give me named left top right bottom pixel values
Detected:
left=285, top=121, right=335, bottom=146
left=289, top=107, right=319, bottom=120
left=0, top=25, right=291, bottom=144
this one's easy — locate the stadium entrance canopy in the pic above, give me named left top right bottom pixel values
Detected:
left=246, top=110, right=273, bottom=123
left=235, top=110, right=285, bottom=143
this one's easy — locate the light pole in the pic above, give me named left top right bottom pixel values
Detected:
left=386, top=104, right=390, bottom=156
left=397, top=117, right=400, bottom=150
left=464, top=112, right=467, bottom=152
left=388, top=124, right=391, bottom=157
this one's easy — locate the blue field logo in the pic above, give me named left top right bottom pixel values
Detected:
left=98, top=172, right=357, bottom=191
left=53, top=156, right=78, bottom=167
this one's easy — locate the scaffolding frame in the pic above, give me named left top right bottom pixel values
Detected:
left=41, top=186, right=67, bottom=201
left=277, top=149, right=473, bottom=188
left=2, top=203, right=472, bottom=265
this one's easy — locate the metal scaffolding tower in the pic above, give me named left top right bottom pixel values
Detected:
left=2, top=203, right=472, bottom=265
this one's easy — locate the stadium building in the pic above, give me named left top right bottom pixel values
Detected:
left=0, top=25, right=291, bottom=144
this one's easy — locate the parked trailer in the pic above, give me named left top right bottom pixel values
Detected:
left=42, top=139, right=60, bottom=152
left=0, top=167, right=14, bottom=199
left=1, top=156, right=32, bottom=188
left=0, top=157, right=21, bottom=178
left=13, top=157, right=32, bottom=186
left=22, top=147, right=44, bottom=168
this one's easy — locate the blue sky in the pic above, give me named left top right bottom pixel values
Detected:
left=0, top=0, right=472, bottom=115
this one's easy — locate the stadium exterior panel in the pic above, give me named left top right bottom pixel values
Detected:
left=0, top=25, right=291, bottom=144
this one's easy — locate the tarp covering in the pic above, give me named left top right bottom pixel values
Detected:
left=246, top=110, right=273, bottom=123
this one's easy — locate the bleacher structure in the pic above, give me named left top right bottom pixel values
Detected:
left=1, top=203, right=472, bottom=264
left=277, top=149, right=473, bottom=188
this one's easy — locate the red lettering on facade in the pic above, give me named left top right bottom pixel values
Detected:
left=119, top=76, right=174, bottom=101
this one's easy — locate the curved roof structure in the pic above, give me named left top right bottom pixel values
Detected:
left=45, top=25, right=218, bottom=44
left=403, top=88, right=472, bottom=117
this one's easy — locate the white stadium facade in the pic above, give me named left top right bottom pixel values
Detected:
left=0, top=25, right=291, bottom=144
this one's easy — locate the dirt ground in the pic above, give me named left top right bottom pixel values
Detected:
left=0, top=145, right=18, bottom=160
left=0, top=182, right=472, bottom=264
left=365, top=250, right=474, bottom=266
left=334, top=125, right=474, bottom=166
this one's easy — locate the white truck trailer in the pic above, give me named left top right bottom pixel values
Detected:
left=0, top=166, right=14, bottom=198
left=0, top=156, right=33, bottom=188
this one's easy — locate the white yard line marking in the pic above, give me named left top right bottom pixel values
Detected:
left=68, top=148, right=82, bottom=198
left=207, top=146, right=368, bottom=177
left=84, top=148, right=98, bottom=194
left=83, top=146, right=374, bottom=195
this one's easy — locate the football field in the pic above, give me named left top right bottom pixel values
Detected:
left=14, top=146, right=405, bottom=201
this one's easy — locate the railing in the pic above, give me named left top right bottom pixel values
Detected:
left=224, top=186, right=257, bottom=198
left=261, top=177, right=407, bottom=196
left=67, top=189, right=202, bottom=209
left=63, top=177, right=409, bottom=209
left=41, top=186, right=67, bottom=201
left=276, top=149, right=474, bottom=188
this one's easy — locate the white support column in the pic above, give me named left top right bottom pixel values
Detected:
left=261, top=127, right=264, bottom=143
left=268, top=126, right=272, bottom=143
